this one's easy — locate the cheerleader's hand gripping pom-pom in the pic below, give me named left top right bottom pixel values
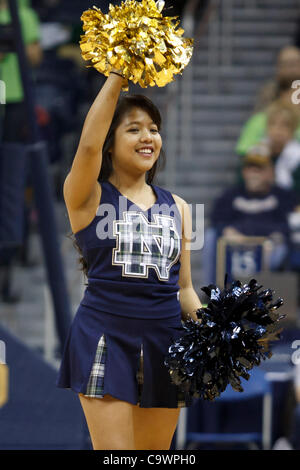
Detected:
left=164, top=278, right=285, bottom=401
left=79, top=0, right=194, bottom=90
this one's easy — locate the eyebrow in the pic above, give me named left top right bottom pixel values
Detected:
left=125, top=121, right=157, bottom=127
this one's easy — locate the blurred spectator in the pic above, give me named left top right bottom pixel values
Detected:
left=265, top=100, right=300, bottom=192
left=0, top=0, right=42, bottom=141
left=254, top=45, right=300, bottom=112
left=29, top=0, right=93, bottom=173
left=202, top=149, right=298, bottom=285
left=0, top=0, right=42, bottom=302
left=30, top=0, right=61, bottom=22
left=236, top=46, right=300, bottom=157
left=236, top=100, right=300, bottom=192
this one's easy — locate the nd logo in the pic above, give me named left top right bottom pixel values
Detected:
left=112, top=211, right=180, bottom=280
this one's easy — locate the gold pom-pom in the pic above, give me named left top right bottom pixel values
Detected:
left=79, top=0, right=194, bottom=90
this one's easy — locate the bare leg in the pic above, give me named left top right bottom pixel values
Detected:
left=132, top=405, right=181, bottom=450
left=78, top=393, right=136, bottom=450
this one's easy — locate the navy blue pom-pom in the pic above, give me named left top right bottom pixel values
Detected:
left=164, top=278, right=285, bottom=400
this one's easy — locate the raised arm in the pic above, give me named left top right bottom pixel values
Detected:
left=63, top=72, right=126, bottom=210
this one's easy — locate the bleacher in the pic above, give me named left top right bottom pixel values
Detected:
left=156, top=0, right=300, bottom=289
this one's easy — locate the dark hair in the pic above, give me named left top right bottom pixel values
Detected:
left=68, top=94, right=166, bottom=280
left=99, top=94, right=165, bottom=182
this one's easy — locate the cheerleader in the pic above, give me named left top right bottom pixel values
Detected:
left=56, top=70, right=202, bottom=450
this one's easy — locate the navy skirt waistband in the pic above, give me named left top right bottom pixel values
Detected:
left=81, top=277, right=182, bottom=319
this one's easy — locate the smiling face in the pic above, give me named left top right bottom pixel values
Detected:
left=110, top=107, right=162, bottom=177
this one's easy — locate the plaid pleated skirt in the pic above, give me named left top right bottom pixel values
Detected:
left=56, top=304, right=193, bottom=408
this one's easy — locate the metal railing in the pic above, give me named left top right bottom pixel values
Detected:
left=164, top=0, right=271, bottom=172
left=164, top=0, right=237, bottom=179
left=178, top=0, right=199, bottom=165
left=206, top=0, right=235, bottom=93
left=163, top=0, right=246, bottom=184
left=165, top=0, right=212, bottom=186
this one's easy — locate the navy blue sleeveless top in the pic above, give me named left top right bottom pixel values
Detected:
left=74, top=180, right=182, bottom=319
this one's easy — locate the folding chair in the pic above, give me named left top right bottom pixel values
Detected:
left=176, top=367, right=273, bottom=450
